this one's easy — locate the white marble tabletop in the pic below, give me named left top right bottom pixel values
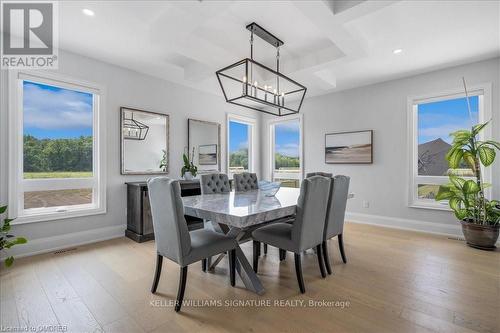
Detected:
left=182, top=188, right=300, bottom=228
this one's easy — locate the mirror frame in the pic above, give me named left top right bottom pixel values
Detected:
left=188, top=118, right=221, bottom=173
left=120, top=106, right=170, bottom=175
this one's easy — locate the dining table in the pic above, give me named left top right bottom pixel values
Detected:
left=182, top=187, right=354, bottom=295
left=182, top=187, right=299, bottom=295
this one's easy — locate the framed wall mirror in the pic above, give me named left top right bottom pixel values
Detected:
left=188, top=119, right=221, bottom=173
left=121, top=107, right=169, bottom=175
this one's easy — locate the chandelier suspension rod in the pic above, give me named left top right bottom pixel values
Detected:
left=250, top=30, right=254, bottom=90
left=276, top=47, right=280, bottom=97
left=276, top=46, right=280, bottom=73
left=250, top=29, right=254, bottom=60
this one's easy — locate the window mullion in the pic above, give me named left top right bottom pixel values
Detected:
left=414, top=176, right=450, bottom=185
left=22, top=178, right=96, bottom=192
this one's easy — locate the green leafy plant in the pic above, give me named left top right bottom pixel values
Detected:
left=0, top=205, right=27, bottom=267
left=435, top=122, right=500, bottom=225
left=181, top=147, right=197, bottom=177
left=159, top=149, right=168, bottom=171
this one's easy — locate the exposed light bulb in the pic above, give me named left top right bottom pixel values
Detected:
left=242, top=76, right=247, bottom=95
left=393, top=48, right=403, bottom=54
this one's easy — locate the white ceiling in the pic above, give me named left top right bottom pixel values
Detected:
left=58, top=0, right=500, bottom=98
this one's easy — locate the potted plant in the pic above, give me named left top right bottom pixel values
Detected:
left=159, top=149, right=168, bottom=172
left=181, top=147, right=197, bottom=180
left=435, top=120, right=500, bottom=250
left=0, top=205, right=27, bottom=267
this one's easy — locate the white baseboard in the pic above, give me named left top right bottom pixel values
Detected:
left=345, top=212, right=463, bottom=237
left=346, top=212, right=500, bottom=245
left=1, top=224, right=126, bottom=260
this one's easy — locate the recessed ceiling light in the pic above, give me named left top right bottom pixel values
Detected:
left=393, top=48, right=403, bottom=54
left=82, top=9, right=95, bottom=16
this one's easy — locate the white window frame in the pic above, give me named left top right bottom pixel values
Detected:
left=8, top=70, right=107, bottom=224
left=407, top=83, right=492, bottom=210
left=268, top=113, right=304, bottom=186
left=226, top=114, right=256, bottom=178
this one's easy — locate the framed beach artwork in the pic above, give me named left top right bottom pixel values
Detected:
left=198, top=144, right=218, bottom=165
left=325, top=130, right=373, bottom=164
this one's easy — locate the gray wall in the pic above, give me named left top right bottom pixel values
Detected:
left=0, top=50, right=261, bottom=247
left=262, top=57, right=500, bottom=228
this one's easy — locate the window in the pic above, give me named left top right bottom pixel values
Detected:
left=227, top=114, right=255, bottom=178
left=269, top=115, right=303, bottom=188
left=9, top=72, right=106, bottom=222
left=408, top=85, right=491, bottom=209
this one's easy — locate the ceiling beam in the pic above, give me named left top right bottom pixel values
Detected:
left=148, top=1, right=238, bottom=78
left=284, top=0, right=400, bottom=92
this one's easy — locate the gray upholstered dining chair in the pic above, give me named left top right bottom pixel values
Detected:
left=200, top=173, right=231, bottom=194
left=234, top=172, right=259, bottom=191
left=233, top=172, right=268, bottom=255
left=199, top=173, right=231, bottom=271
left=322, top=175, right=350, bottom=275
left=272, top=172, right=333, bottom=262
left=251, top=176, right=331, bottom=293
left=306, top=172, right=333, bottom=178
left=147, top=177, right=238, bottom=312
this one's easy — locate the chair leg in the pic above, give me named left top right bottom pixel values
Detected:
left=294, top=253, right=305, bottom=294
left=256, top=241, right=261, bottom=257
left=263, top=243, right=268, bottom=255
left=316, top=244, right=326, bottom=278
left=151, top=254, right=163, bottom=293
left=175, top=266, right=188, bottom=312
left=229, top=249, right=236, bottom=287
left=201, top=259, right=207, bottom=272
left=206, top=256, right=212, bottom=270
left=253, top=241, right=259, bottom=273
left=279, top=249, right=286, bottom=261
left=322, top=241, right=332, bottom=275
left=338, top=234, right=347, bottom=263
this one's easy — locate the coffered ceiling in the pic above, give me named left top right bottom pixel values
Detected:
left=58, top=0, right=500, bottom=97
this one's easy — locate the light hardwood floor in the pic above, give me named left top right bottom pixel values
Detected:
left=1, top=223, right=499, bottom=333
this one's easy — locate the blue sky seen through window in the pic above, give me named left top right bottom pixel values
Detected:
left=418, top=96, right=478, bottom=144
left=229, top=121, right=248, bottom=152
left=274, top=120, right=300, bottom=158
left=229, top=120, right=301, bottom=157
left=23, top=81, right=93, bottom=139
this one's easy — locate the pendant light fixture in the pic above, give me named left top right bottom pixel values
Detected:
left=216, top=22, right=307, bottom=116
left=123, top=112, right=149, bottom=140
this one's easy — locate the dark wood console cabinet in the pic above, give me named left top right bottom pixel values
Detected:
left=125, top=180, right=204, bottom=242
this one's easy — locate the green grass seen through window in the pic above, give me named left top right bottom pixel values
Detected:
left=417, top=184, right=440, bottom=199
left=24, top=171, right=93, bottom=179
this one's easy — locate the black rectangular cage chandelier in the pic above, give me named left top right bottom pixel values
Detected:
left=123, top=113, right=149, bottom=141
left=216, top=22, right=307, bottom=116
